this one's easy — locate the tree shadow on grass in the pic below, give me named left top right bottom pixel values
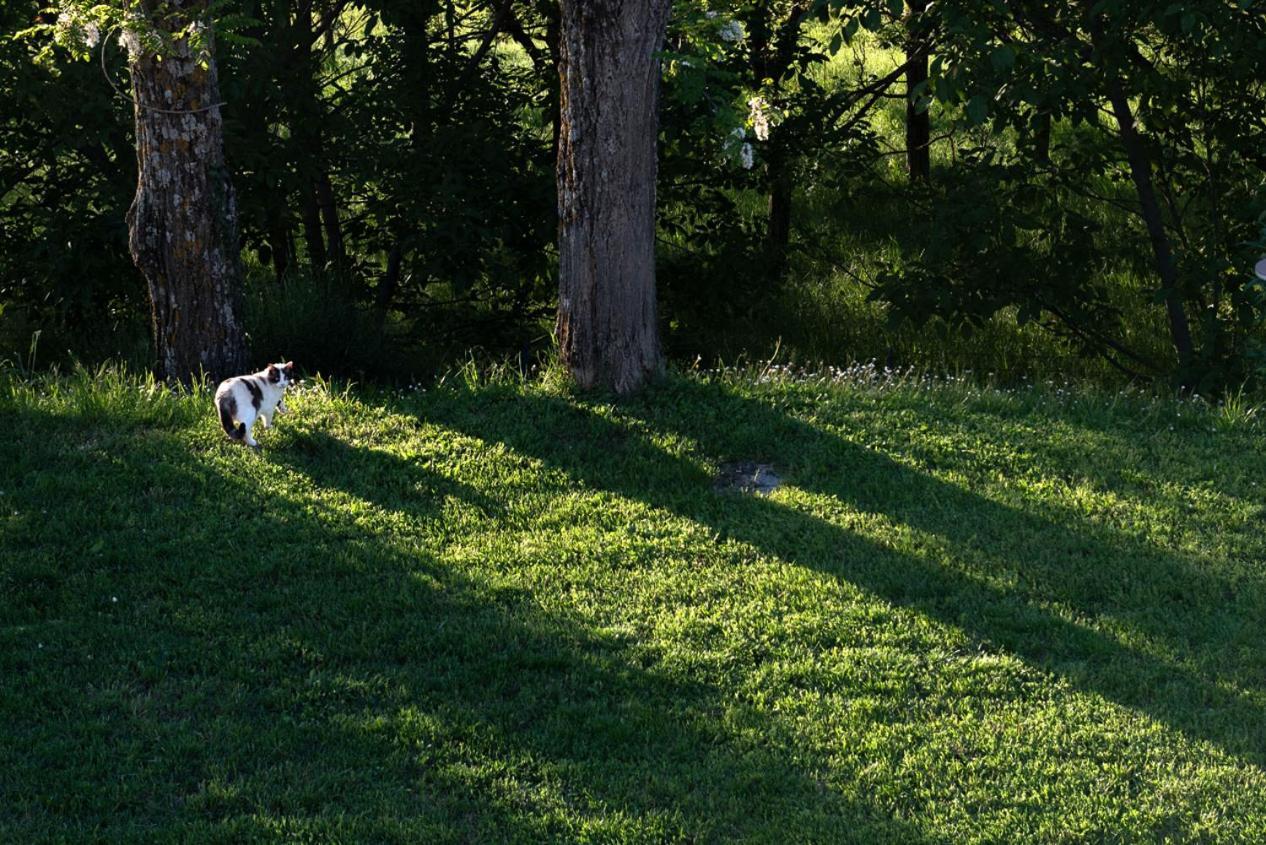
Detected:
left=275, top=428, right=505, bottom=522
left=0, top=404, right=927, bottom=841
left=419, top=378, right=1266, bottom=769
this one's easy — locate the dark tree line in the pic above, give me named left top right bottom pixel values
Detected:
left=5, top=0, right=1266, bottom=394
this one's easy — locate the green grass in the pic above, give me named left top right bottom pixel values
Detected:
left=3, top=365, right=1266, bottom=842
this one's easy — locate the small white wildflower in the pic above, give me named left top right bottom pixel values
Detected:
left=111, top=596, right=118, bottom=603
left=740, top=142, right=754, bottom=169
left=83, top=22, right=100, bottom=48
left=706, top=10, right=718, bottom=18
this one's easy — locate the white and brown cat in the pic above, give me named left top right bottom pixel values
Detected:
left=215, top=361, right=295, bottom=447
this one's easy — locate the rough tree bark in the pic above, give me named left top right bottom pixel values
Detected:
left=555, top=0, right=670, bottom=394
left=127, top=8, right=245, bottom=382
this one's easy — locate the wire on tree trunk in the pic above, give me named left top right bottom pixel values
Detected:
left=101, top=25, right=227, bottom=115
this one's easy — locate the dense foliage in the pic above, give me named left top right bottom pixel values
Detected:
left=3, top=0, right=1266, bottom=390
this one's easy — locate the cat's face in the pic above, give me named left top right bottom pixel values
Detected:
left=266, top=361, right=296, bottom=387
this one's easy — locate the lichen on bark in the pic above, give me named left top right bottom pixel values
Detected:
left=126, top=3, right=245, bottom=383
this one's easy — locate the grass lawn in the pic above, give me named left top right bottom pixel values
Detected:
left=2, top=366, right=1265, bottom=842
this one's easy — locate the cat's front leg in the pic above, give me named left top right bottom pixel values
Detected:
left=277, top=400, right=289, bottom=415
left=259, top=412, right=271, bottom=429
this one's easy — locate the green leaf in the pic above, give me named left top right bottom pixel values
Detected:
left=965, top=94, right=988, bottom=124
left=990, top=45, right=1015, bottom=72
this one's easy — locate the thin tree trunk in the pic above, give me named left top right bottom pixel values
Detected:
left=315, top=170, right=344, bottom=266
left=556, top=0, right=670, bottom=394
left=267, top=219, right=291, bottom=280
left=766, top=157, right=793, bottom=281
left=1032, top=111, right=1051, bottom=164
left=905, top=0, right=931, bottom=182
left=291, top=5, right=335, bottom=271
left=377, top=242, right=403, bottom=320
left=302, top=187, right=327, bottom=268
left=1081, top=2, right=1193, bottom=368
left=1103, top=79, right=1193, bottom=363
left=126, top=14, right=245, bottom=383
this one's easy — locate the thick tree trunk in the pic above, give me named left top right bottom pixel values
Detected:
left=556, top=0, right=669, bottom=394
left=127, top=17, right=246, bottom=383
left=905, top=0, right=931, bottom=182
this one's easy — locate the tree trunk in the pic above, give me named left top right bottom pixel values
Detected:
left=267, top=218, right=291, bottom=281
left=315, top=169, right=345, bottom=266
left=905, top=0, right=931, bottom=182
left=1081, top=2, right=1193, bottom=369
left=126, top=15, right=246, bottom=383
left=556, top=0, right=669, bottom=394
left=1103, top=78, right=1194, bottom=365
left=766, top=157, right=793, bottom=281
left=376, top=242, right=403, bottom=321
left=290, top=6, right=335, bottom=271
left=1032, top=111, right=1051, bottom=164
left=301, top=187, right=327, bottom=268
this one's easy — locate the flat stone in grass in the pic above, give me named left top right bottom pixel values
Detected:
left=714, top=461, right=782, bottom=496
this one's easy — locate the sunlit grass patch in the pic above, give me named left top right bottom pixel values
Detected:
left=2, top=366, right=1264, bottom=842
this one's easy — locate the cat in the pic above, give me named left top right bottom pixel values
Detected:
left=215, top=361, right=295, bottom=448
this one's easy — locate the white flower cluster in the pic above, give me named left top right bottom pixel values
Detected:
left=705, top=9, right=744, bottom=42
left=748, top=96, right=770, bottom=141
left=56, top=10, right=100, bottom=49
left=724, top=127, right=755, bottom=170
left=118, top=28, right=141, bottom=57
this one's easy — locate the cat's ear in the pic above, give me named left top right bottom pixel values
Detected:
left=283, top=361, right=294, bottom=372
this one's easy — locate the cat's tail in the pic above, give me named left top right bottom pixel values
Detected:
left=218, top=393, right=245, bottom=440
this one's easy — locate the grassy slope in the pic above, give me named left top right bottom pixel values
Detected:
left=2, top=368, right=1265, bottom=842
